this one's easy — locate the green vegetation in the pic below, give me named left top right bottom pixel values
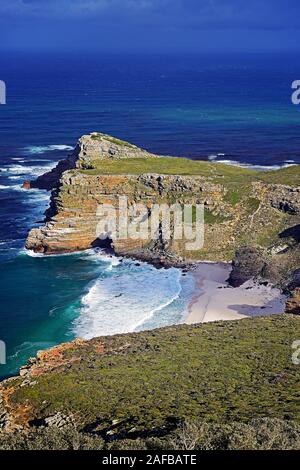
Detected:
left=4, top=315, right=300, bottom=446
left=90, top=133, right=136, bottom=149
left=223, top=189, right=242, bottom=205
left=245, top=197, right=260, bottom=214
left=80, top=156, right=257, bottom=181
left=204, top=207, right=228, bottom=224
left=1, top=418, right=299, bottom=450
left=79, top=155, right=300, bottom=187
left=261, top=165, right=300, bottom=186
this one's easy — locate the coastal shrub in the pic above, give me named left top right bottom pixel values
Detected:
left=224, top=189, right=242, bottom=205
left=245, top=197, right=260, bottom=214
left=0, top=426, right=106, bottom=451
left=204, top=207, right=227, bottom=224
left=164, top=418, right=300, bottom=450
left=1, top=418, right=299, bottom=450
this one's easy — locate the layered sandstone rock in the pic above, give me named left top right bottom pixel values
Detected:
left=25, top=133, right=300, bottom=272
left=25, top=132, right=157, bottom=191
left=285, top=288, right=300, bottom=315
left=26, top=171, right=227, bottom=261
left=252, top=181, right=300, bottom=215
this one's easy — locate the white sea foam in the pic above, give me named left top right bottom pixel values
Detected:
left=23, top=249, right=45, bottom=258
left=23, top=247, right=86, bottom=258
left=216, top=159, right=297, bottom=171
left=73, top=254, right=183, bottom=339
left=0, top=183, right=49, bottom=194
left=206, top=153, right=297, bottom=169
left=24, top=144, right=74, bottom=155
left=8, top=341, right=56, bottom=360
left=6, top=162, right=56, bottom=177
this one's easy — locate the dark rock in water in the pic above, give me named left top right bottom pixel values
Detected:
left=22, top=181, right=31, bottom=190
left=29, top=156, right=76, bottom=191
left=228, top=247, right=268, bottom=287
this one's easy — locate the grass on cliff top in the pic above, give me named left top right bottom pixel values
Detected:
left=79, top=156, right=300, bottom=186
left=7, top=315, right=300, bottom=437
left=260, top=165, right=300, bottom=186
left=90, top=133, right=137, bottom=149
left=80, top=156, right=256, bottom=180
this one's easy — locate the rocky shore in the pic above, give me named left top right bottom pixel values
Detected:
left=23, top=132, right=300, bottom=310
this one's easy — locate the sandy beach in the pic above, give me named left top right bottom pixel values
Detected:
left=184, top=262, right=286, bottom=324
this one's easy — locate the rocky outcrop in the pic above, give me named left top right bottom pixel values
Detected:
left=24, top=132, right=157, bottom=191
left=73, top=132, right=158, bottom=165
left=26, top=171, right=226, bottom=262
left=25, top=132, right=300, bottom=272
left=252, top=182, right=300, bottom=215
left=228, top=247, right=269, bottom=287
left=286, top=288, right=300, bottom=315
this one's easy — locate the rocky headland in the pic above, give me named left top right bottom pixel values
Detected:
left=0, top=133, right=299, bottom=449
left=24, top=132, right=300, bottom=307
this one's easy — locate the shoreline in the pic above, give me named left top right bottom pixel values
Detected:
left=25, top=245, right=288, bottom=326
left=184, top=262, right=286, bottom=325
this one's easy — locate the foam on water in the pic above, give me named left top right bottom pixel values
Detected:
left=216, top=159, right=296, bottom=171
left=5, top=162, right=56, bottom=177
left=206, top=153, right=297, bottom=170
left=73, top=252, right=184, bottom=339
left=23, top=144, right=74, bottom=155
left=23, top=248, right=81, bottom=258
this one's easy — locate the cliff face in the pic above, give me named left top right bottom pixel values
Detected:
left=26, top=170, right=228, bottom=261
left=26, top=132, right=300, bottom=280
left=29, top=132, right=156, bottom=191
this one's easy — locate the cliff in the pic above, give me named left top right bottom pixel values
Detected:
left=25, top=133, right=300, bottom=296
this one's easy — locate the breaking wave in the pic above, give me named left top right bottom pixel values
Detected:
left=73, top=251, right=185, bottom=339
left=23, top=144, right=74, bottom=155
left=207, top=153, right=297, bottom=170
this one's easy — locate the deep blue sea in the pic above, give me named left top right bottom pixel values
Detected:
left=0, top=52, right=300, bottom=377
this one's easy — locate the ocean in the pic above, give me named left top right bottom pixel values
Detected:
left=0, top=52, right=299, bottom=377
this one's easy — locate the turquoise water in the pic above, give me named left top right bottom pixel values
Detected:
left=1, top=52, right=300, bottom=377
left=0, top=244, right=194, bottom=378
left=0, top=156, right=195, bottom=378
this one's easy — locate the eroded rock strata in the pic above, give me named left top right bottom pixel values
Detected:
left=25, top=132, right=300, bottom=300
